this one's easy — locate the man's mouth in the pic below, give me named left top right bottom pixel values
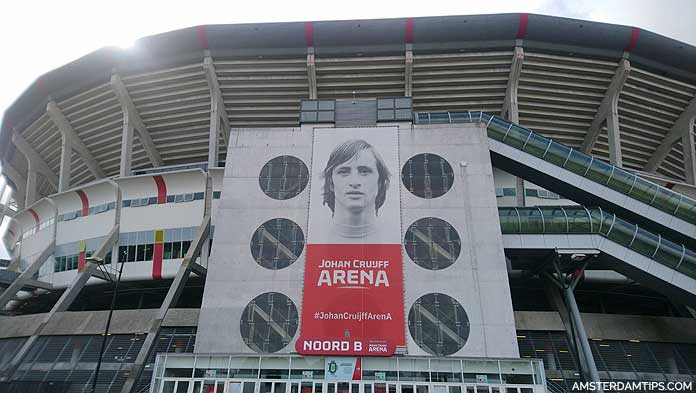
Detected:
left=346, top=191, right=364, bottom=196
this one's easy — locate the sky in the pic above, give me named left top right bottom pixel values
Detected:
left=1, top=0, right=696, bottom=259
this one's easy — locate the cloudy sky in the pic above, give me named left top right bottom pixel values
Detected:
left=1, top=0, right=695, bottom=258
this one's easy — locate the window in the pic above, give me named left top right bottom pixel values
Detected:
left=259, top=156, right=310, bottom=200
left=377, top=97, right=413, bottom=122
left=402, top=153, right=455, bottom=199
left=250, top=218, right=305, bottom=270
left=408, top=293, right=470, bottom=356
left=63, top=211, right=78, bottom=221
left=213, top=191, right=222, bottom=199
left=300, top=99, right=335, bottom=123
left=240, top=292, right=298, bottom=353
left=404, top=217, right=461, bottom=270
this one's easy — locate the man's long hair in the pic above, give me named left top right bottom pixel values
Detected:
left=321, top=139, right=391, bottom=214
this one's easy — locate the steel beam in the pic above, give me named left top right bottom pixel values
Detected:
left=11, top=131, right=58, bottom=191
left=46, top=101, right=106, bottom=180
left=58, top=129, right=72, bottom=191
left=203, top=55, right=231, bottom=150
left=1, top=163, right=26, bottom=208
left=307, top=47, right=318, bottom=99
left=502, top=46, right=524, bottom=124
left=683, top=130, right=696, bottom=184
left=0, top=240, right=54, bottom=309
left=644, top=96, right=696, bottom=175
left=120, top=215, right=210, bottom=393
left=111, top=74, right=164, bottom=173
left=0, top=225, right=119, bottom=381
left=580, top=59, right=631, bottom=156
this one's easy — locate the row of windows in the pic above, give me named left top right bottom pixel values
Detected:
left=54, top=251, right=93, bottom=272
left=22, top=218, right=54, bottom=238
left=122, top=192, right=204, bottom=208
left=118, top=227, right=196, bottom=246
left=59, top=201, right=117, bottom=221
left=117, top=240, right=192, bottom=263
left=495, top=188, right=561, bottom=199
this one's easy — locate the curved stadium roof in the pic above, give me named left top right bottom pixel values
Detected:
left=2, top=13, right=696, bottom=201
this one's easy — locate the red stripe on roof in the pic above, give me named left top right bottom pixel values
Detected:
left=405, top=18, right=414, bottom=44
left=153, top=175, right=167, bottom=204
left=198, top=25, right=209, bottom=49
left=665, top=182, right=675, bottom=190
left=624, top=27, right=640, bottom=52
left=517, top=13, right=529, bottom=39
left=305, top=22, right=314, bottom=47
left=76, top=190, right=89, bottom=217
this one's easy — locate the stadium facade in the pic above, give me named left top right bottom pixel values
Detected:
left=0, top=13, right=696, bottom=393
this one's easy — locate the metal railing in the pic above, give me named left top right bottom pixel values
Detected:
left=415, top=112, right=696, bottom=225
left=499, top=206, right=696, bottom=280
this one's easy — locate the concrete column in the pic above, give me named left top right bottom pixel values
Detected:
left=515, top=177, right=525, bottom=207
left=208, top=94, right=220, bottom=169
left=58, top=132, right=72, bottom=192
left=606, top=97, right=623, bottom=167
left=681, top=122, right=696, bottom=184
left=25, top=163, right=37, bottom=207
left=119, top=110, right=134, bottom=177
left=405, top=44, right=413, bottom=97
left=307, top=47, right=318, bottom=99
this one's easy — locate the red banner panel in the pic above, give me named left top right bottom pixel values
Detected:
left=296, top=243, right=405, bottom=356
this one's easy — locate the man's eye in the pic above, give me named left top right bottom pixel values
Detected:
left=337, top=168, right=350, bottom=176
left=358, top=167, right=373, bottom=175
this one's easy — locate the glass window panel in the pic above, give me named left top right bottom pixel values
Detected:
left=172, top=242, right=182, bottom=259
left=259, top=156, right=309, bottom=200
left=301, top=101, right=318, bottom=111
left=136, top=244, right=146, bottom=261
left=318, top=100, right=335, bottom=111
left=127, top=245, right=136, bottom=262
left=404, top=217, right=461, bottom=270
left=629, top=178, right=658, bottom=206
left=544, top=141, right=571, bottom=167
left=408, top=293, right=469, bottom=356
left=317, top=111, right=335, bottom=122
left=240, top=292, right=298, bottom=353
left=402, top=154, right=454, bottom=199
left=564, top=149, right=592, bottom=176
left=251, top=218, right=305, bottom=270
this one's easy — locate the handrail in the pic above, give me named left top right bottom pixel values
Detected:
left=414, top=111, right=696, bottom=225
left=498, top=206, right=696, bottom=280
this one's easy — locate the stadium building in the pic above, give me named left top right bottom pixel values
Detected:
left=1, top=13, right=696, bottom=393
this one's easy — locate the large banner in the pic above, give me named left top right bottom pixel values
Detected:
left=296, top=127, right=405, bottom=356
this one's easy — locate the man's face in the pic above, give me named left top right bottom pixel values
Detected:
left=331, top=149, right=379, bottom=214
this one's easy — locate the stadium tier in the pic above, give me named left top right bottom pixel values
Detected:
left=1, top=14, right=696, bottom=393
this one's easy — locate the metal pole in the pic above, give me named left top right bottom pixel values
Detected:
left=562, top=286, right=603, bottom=392
left=90, top=258, right=125, bottom=393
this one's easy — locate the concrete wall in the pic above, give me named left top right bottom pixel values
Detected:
left=197, top=127, right=310, bottom=355
left=402, top=123, right=518, bottom=358
left=197, top=123, right=518, bottom=358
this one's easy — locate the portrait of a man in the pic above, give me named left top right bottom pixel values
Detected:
left=321, top=139, right=390, bottom=240
left=308, top=128, right=401, bottom=245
